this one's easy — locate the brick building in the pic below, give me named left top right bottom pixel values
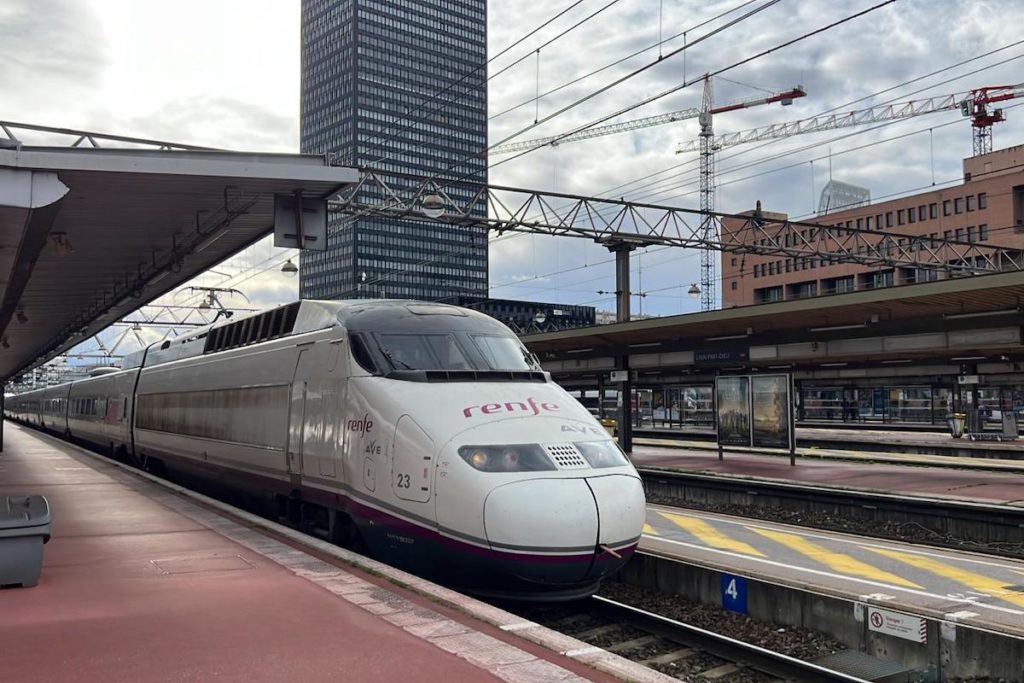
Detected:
left=722, top=145, right=1024, bottom=307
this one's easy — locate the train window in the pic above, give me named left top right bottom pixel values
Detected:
left=349, top=334, right=378, bottom=373
left=472, top=335, right=536, bottom=371
left=378, top=334, right=444, bottom=370
left=425, top=335, right=472, bottom=370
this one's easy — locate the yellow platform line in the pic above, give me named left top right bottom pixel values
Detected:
left=867, top=547, right=1024, bottom=609
left=643, top=523, right=659, bottom=536
left=749, top=528, right=921, bottom=588
left=657, top=511, right=764, bottom=556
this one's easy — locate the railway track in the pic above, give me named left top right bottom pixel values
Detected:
left=522, top=595, right=863, bottom=682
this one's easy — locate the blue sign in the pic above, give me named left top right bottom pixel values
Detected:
left=721, top=574, right=748, bottom=614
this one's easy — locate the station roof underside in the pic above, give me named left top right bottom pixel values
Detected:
left=522, top=270, right=1024, bottom=356
left=0, top=147, right=358, bottom=381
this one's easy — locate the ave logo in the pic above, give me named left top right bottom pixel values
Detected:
left=561, top=424, right=607, bottom=436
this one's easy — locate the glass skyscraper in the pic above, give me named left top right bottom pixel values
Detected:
left=300, top=0, right=489, bottom=301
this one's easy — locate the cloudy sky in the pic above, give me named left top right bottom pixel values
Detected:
left=4, top=0, right=1024, bottom=363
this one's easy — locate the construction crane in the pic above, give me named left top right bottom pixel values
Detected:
left=675, top=83, right=1023, bottom=309
left=964, top=85, right=1024, bottom=155
left=490, top=77, right=805, bottom=311
left=489, top=84, right=806, bottom=155
left=675, top=84, right=1024, bottom=154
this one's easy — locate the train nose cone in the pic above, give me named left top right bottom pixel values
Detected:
left=484, top=478, right=599, bottom=584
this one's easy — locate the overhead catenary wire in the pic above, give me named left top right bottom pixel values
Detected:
left=359, top=0, right=620, bottom=169
left=551, top=48, right=1024, bottom=224
left=488, top=0, right=764, bottom=121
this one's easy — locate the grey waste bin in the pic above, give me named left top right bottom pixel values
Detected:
left=0, top=495, right=51, bottom=588
left=948, top=413, right=966, bottom=439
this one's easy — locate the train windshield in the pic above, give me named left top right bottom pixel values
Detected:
left=472, top=335, right=534, bottom=370
left=375, top=333, right=538, bottom=372
left=379, top=334, right=472, bottom=371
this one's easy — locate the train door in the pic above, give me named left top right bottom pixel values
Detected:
left=286, top=350, right=308, bottom=480
left=391, top=415, right=433, bottom=503
left=289, top=343, right=347, bottom=482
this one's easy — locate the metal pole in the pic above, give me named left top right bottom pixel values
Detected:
left=789, top=374, right=797, bottom=466
left=612, top=243, right=633, bottom=453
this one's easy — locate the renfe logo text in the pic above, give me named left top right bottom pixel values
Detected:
left=463, top=397, right=559, bottom=418
left=347, top=413, right=373, bottom=433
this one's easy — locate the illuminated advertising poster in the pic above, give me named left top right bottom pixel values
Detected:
left=716, top=376, right=751, bottom=447
left=752, top=375, right=792, bottom=450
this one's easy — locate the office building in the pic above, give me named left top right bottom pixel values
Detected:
left=722, top=145, right=1024, bottom=307
left=299, top=0, right=489, bottom=301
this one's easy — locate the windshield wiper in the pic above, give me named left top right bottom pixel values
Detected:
left=379, top=346, right=415, bottom=370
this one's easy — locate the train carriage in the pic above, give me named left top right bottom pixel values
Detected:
left=5, top=300, right=646, bottom=600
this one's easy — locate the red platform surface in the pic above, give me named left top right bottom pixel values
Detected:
left=0, top=424, right=612, bottom=683
left=631, top=445, right=1024, bottom=504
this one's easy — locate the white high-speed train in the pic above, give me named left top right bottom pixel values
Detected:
left=6, top=300, right=646, bottom=599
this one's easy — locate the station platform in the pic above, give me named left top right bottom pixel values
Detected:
left=633, top=425, right=1022, bottom=460
left=0, top=423, right=639, bottom=683
left=629, top=443, right=1024, bottom=505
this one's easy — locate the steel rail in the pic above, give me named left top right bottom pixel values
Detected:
left=589, top=594, right=867, bottom=682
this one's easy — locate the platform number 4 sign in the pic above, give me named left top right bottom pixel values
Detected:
left=721, top=574, right=748, bottom=615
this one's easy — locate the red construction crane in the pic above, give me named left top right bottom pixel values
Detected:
left=963, top=85, right=1024, bottom=155
left=676, top=84, right=1024, bottom=155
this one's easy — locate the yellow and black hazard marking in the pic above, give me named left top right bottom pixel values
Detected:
left=646, top=508, right=1024, bottom=610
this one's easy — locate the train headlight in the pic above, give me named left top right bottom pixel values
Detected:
left=457, top=444, right=555, bottom=472
left=574, top=440, right=630, bottom=469
left=469, top=450, right=489, bottom=469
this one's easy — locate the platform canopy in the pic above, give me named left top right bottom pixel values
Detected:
left=523, top=269, right=1024, bottom=359
left=0, top=145, right=358, bottom=381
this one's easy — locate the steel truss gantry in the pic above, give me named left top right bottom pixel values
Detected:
left=330, top=170, right=1024, bottom=277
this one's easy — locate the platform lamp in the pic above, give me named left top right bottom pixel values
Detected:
left=281, top=258, right=298, bottom=276
left=421, top=193, right=446, bottom=219
left=687, top=283, right=701, bottom=299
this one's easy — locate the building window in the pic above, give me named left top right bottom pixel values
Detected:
left=886, top=211, right=893, bottom=228
left=731, top=281, right=737, bottom=290
left=979, top=224, right=989, bottom=241
left=943, top=200, right=951, bottom=216
left=955, top=228, right=964, bottom=240
left=978, top=192, right=987, bottom=209
left=967, top=226, right=975, bottom=242
left=866, top=216, right=873, bottom=230
left=731, top=257, right=737, bottom=266
left=954, top=197, right=964, bottom=214
left=918, top=205, right=927, bottom=221
left=897, top=209, right=905, bottom=225
left=875, top=214, right=883, bottom=229
left=856, top=218, right=863, bottom=229
left=872, top=270, right=894, bottom=288
left=966, top=195, right=975, bottom=212
left=943, top=230, right=952, bottom=240
left=929, top=203, right=938, bottom=219
left=907, top=209, right=915, bottom=224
